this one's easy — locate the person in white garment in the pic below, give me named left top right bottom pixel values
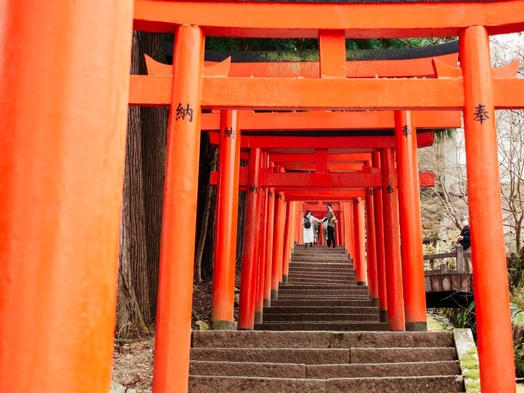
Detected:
left=303, top=210, right=322, bottom=249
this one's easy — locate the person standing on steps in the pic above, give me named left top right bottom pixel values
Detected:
left=457, top=215, right=472, bottom=273
left=303, top=210, right=321, bottom=249
left=322, top=204, right=337, bottom=248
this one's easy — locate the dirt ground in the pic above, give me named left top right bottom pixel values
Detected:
left=112, top=281, right=225, bottom=391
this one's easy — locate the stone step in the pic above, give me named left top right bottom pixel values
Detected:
left=290, top=260, right=350, bottom=265
left=289, top=266, right=352, bottom=271
left=278, top=287, right=361, bottom=293
left=279, top=284, right=360, bottom=290
left=255, top=321, right=388, bottom=331
left=191, top=347, right=350, bottom=365
left=306, top=360, right=461, bottom=378
left=286, top=273, right=355, bottom=279
left=188, top=376, right=326, bottom=393
left=286, top=272, right=355, bottom=278
left=278, top=285, right=368, bottom=296
left=327, top=375, right=465, bottom=393
left=263, top=306, right=379, bottom=315
left=262, top=313, right=380, bottom=322
left=190, top=360, right=306, bottom=378
left=189, top=375, right=465, bottom=393
left=274, top=297, right=371, bottom=303
left=284, top=277, right=358, bottom=284
left=351, top=347, right=458, bottom=363
left=190, top=360, right=461, bottom=379
left=191, top=331, right=455, bottom=349
left=274, top=295, right=371, bottom=301
left=291, top=258, right=351, bottom=263
left=269, top=299, right=375, bottom=307
left=293, top=248, right=347, bottom=254
left=288, top=266, right=355, bottom=273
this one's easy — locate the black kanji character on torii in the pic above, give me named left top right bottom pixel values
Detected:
left=387, top=185, right=394, bottom=194
left=402, top=125, right=411, bottom=137
left=249, top=185, right=258, bottom=194
left=474, top=104, right=490, bottom=124
left=175, top=103, right=193, bottom=122
left=224, top=127, right=235, bottom=138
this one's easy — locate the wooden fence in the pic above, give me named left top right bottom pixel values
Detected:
left=424, top=245, right=473, bottom=295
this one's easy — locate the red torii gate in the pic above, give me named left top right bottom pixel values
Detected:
left=2, top=2, right=524, bottom=393
left=200, top=72, right=459, bottom=333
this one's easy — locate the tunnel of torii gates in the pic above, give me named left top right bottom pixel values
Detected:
left=4, top=1, right=524, bottom=393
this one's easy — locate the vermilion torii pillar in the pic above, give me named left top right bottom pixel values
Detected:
left=238, top=148, right=262, bottom=330
left=395, top=110, right=427, bottom=331
left=0, top=2, right=133, bottom=392
left=153, top=25, right=205, bottom=393
left=365, top=187, right=379, bottom=306
left=264, top=187, right=276, bottom=306
left=353, top=198, right=367, bottom=285
left=271, top=191, right=286, bottom=299
left=461, top=26, right=515, bottom=392
left=255, top=163, right=268, bottom=324
left=282, top=201, right=294, bottom=282
left=381, top=148, right=405, bottom=331
left=211, top=110, right=241, bottom=330
left=373, top=152, right=388, bottom=323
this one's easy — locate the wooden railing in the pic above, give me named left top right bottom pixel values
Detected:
left=424, top=245, right=471, bottom=274
left=424, top=245, right=473, bottom=297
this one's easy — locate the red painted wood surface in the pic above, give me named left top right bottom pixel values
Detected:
left=153, top=25, right=204, bottom=393
left=461, top=26, right=516, bottom=393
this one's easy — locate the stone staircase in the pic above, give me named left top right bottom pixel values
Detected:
left=256, top=246, right=386, bottom=331
left=189, top=246, right=466, bottom=392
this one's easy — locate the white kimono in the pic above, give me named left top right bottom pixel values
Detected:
left=303, top=213, right=321, bottom=244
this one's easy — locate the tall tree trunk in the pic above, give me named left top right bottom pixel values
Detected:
left=116, top=31, right=168, bottom=335
left=195, top=146, right=218, bottom=283
left=116, top=88, right=151, bottom=336
left=138, top=32, right=168, bottom=318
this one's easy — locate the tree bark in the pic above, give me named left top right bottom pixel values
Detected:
left=195, top=147, right=218, bottom=283
left=116, top=31, right=168, bottom=335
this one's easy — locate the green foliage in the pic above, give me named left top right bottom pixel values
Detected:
left=439, top=301, right=476, bottom=336
left=205, top=36, right=454, bottom=53
left=509, top=248, right=524, bottom=290
left=206, top=37, right=317, bottom=51
left=433, top=128, right=456, bottom=142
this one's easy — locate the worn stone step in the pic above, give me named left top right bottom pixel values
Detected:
left=306, top=360, right=461, bottom=378
left=262, top=313, right=380, bottom=322
left=285, top=277, right=357, bottom=283
left=274, top=297, right=371, bottom=303
left=289, top=272, right=353, bottom=277
left=189, top=376, right=327, bottom=393
left=190, top=360, right=306, bottom=378
left=191, top=331, right=455, bottom=349
left=289, top=266, right=353, bottom=271
left=269, top=299, right=374, bottom=307
left=189, top=375, right=465, bottom=393
left=274, top=295, right=371, bottom=301
left=263, top=306, right=379, bottom=315
left=279, top=286, right=368, bottom=296
left=291, top=259, right=351, bottom=263
left=191, top=347, right=350, bottom=364
left=327, top=375, right=465, bottom=393
left=293, top=248, right=347, bottom=254
left=255, top=321, right=388, bottom=331
left=279, top=284, right=359, bottom=290
left=288, top=270, right=357, bottom=282
left=286, top=273, right=355, bottom=280
left=290, top=261, right=350, bottom=266
left=351, top=347, right=457, bottom=363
